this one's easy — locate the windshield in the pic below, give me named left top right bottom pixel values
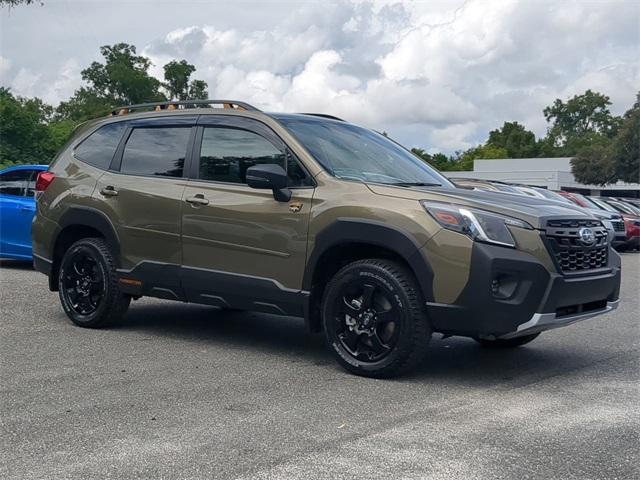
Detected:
left=588, top=197, right=617, bottom=212
left=276, top=116, right=453, bottom=187
left=608, top=200, right=640, bottom=215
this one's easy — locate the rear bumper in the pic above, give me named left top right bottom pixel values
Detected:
left=427, top=242, right=621, bottom=338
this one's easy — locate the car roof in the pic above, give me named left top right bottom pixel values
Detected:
left=0, top=164, right=48, bottom=174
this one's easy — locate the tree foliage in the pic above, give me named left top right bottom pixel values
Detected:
left=82, top=43, right=165, bottom=105
left=610, top=93, right=639, bottom=183
left=0, top=0, right=42, bottom=6
left=571, top=145, right=616, bottom=186
left=487, top=121, right=538, bottom=158
left=0, top=88, right=72, bottom=168
left=543, top=89, right=622, bottom=155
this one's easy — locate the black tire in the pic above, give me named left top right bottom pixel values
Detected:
left=321, top=259, right=431, bottom=378
left=58, top=237, right=130, bottom=328
left=474, top=333, right=540, bottom=348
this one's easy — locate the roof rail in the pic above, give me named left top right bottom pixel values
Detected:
left=299, top=113, right=345, bottom=122
left=110, top=100, right=260, bottom=116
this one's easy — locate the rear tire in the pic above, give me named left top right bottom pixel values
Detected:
left=58, top=237, right=130, bottom=328
left=474, top=333, right=540, bottom=348
left=321, top=259, right=431, bottom=378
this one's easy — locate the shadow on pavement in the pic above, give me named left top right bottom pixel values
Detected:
left=113, top=301, right=609, bottom=386
left=0, top=259, right=34, bottom=270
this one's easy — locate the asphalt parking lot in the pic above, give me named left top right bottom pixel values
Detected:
left=1, top=254, right=638, bottom=480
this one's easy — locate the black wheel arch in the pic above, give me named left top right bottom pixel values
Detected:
left=48, top=207, right=121, bottom=291
left=303, top=219, right=434, bottom=332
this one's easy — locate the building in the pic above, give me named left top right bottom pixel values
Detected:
left=445, top=157, right=640, bottom=197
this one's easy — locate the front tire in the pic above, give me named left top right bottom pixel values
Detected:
left=58, top=237, right=130, bottom=328
left=321, top=259, right=431, bottom=378
left=474, top=333, right=540, bottom=348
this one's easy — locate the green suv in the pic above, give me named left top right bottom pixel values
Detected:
left=32, top=100, right=621, bottom=377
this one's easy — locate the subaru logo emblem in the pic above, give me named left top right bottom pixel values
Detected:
left=578, top=227, right=596, bottom=246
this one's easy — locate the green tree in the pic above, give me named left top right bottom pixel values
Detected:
left=571, top=145, right=616, bottom=186
left=188, top=79, right=209, bottom=100
left=543, top=89, right=622, bottom=155
left=56, top=87, right=113, bottom=123
left=451, top=144, right=508, bottom=171
left=81, top=43, right=165, bottom=105
left=487, top=121, right=538, bottom=158
left=0, top=88, right=59, bottom=168
left=610, top=92, right=639, bottom=183
left=163, top=60, right=195, bottom=100
left=162, top=60, right=209, bottom=100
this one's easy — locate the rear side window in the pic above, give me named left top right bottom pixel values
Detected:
left=120, top=127, right=190, bottom=178
left=0, top=170, right=31, bottom=196
left=74, top=122, right=127, bottom=170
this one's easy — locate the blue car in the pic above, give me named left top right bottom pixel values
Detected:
left=0, top=164, right=48, bottom=261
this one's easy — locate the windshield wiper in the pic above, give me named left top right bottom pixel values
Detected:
left=388, top=182, right=442, bottom=187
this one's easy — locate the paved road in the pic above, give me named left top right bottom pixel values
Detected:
left=1, top=254, right=638, bottom=480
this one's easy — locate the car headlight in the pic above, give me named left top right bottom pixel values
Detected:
left=421, top=201, right=533, bottom=247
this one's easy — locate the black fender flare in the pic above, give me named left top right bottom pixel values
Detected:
left=51, top=205, right=121, bottom=272
left=302, top=219, right=435, bottom=330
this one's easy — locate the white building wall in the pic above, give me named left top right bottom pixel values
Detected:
left=445, top=158, right=640, bottom=194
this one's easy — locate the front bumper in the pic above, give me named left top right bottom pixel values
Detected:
left=498, top=299, right=620, bottom=339
left=427, top=242, right=621, bottom=338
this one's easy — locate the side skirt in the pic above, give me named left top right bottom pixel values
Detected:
left=117, top=261, right=308, bottom=317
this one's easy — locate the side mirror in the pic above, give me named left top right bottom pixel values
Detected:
left=246, top=164, right=291, bottom=202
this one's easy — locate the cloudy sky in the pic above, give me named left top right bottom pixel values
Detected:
left=1, top=0, right=638, bottom=152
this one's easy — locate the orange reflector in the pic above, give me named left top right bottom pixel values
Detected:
left=434, top=212, right=460, bottom=226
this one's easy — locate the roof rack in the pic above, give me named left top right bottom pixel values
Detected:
left=299, top=113, right=345, bottom=122
left=110, top=100, right=260, bottom=116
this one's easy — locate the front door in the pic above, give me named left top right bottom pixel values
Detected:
left=94, top=117, right=196, bottom=299
left=180, top=116, right=314, bottom=315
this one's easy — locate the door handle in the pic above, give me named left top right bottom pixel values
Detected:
left=185, top=194, right=209, bottom=206
left=100, top=186, right=119, bottom=197
left=20, top=206, right=35, bottom=212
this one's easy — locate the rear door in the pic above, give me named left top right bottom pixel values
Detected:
left=95, top=116, right=197, bottom=299
left=0, top=169, right=37, bottom=258
left=180, top=115, right=315, bottom=314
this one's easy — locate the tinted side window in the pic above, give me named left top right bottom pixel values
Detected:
left=121, top=127, right=191, bottom=177
left=199, top=128, right=285, bottom=184
left=0, top=170, right=31, bottom=196
left=75, top=122, right=127, bottom=170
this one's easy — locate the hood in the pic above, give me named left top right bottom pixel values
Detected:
left=366, top=184, right=597, bottom=229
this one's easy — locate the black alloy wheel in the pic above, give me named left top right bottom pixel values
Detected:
left=322, top=259, right=431, bottom=378
left=61, top=251, right=104, bottom=316
left=58, top=238, right=130, bottom=328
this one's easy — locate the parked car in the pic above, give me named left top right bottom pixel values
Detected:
left=32, top=100, right=621, bottom=378
left=590, top=197, right=640, bottom=251
left=449, top=178, right=522, bottom=194
left=0, top=164, right=48, bottom=260
left=555, top=191, right=627, bottom=250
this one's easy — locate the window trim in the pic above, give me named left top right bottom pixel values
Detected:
left=191, top=118, right=315, bottom=188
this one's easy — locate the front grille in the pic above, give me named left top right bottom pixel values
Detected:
left=544, top=219, right=609, bottom=273
left=612, top=220, right=625, bottom=232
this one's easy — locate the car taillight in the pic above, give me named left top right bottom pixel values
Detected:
left=36, top=172, right=55, bottom=192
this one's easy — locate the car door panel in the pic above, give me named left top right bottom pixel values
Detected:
left=180, top=118, right=314, bottom=313
left=0, top=169, right=37, bottom=258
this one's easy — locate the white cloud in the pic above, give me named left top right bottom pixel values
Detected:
left=2, top=0, right=638, bottom=152
left=0, top=56, right=11, bottom=81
